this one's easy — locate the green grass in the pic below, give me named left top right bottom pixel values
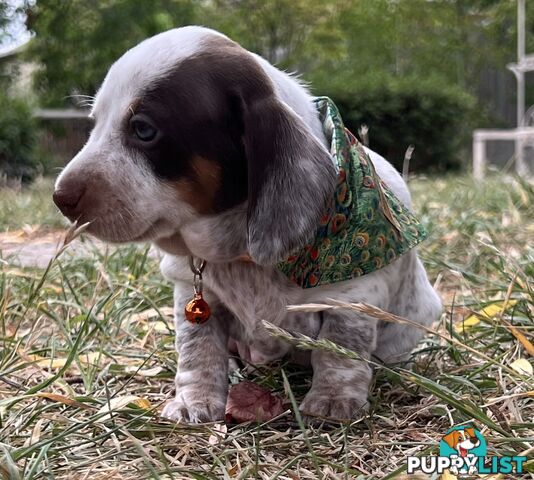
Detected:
left=0, top=174, right=532, bottom=479
left=0, top=177, right=66, bottom=232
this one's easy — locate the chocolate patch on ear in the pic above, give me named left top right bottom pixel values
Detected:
left=173, top=156, right=221, bottom=214
left=442, top=431, right=460, bottom=449
left=465, top=427, right=477, bottom=439
left=131, top=38, right=251, bottom=212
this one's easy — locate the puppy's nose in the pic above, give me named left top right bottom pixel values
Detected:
left=53, top=185, right=85, bottom=219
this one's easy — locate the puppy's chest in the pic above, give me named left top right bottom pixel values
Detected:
left=204, top=262, right=300, bottom=326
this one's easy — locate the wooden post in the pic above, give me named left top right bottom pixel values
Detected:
left=516, top=0, right=528, bottom=176
left=473, top=133, right=485, bottom=180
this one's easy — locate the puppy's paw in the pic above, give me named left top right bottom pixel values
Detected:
left=299, top=390, right=368, bottom=423
left=161, top=396, right=225, bottom=423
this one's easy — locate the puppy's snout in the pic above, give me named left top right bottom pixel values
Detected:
left=53, top=182, right=86, bottom=219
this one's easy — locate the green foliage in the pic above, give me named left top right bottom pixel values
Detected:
left=0, top=1, right=13, bottom=44
left=204, top=0, right=346, bottom=71
left=0, top=92, right=39, bottom=181
left=20, top=0, right=534, bottom=171
left=208, top=0, right=522, bottom=95
left=326, top=75, right=477, bottom=172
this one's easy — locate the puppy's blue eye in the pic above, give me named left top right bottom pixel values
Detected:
left=130, top=115, right=157, bottom=142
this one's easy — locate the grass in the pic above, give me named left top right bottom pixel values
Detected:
left=0, top=174, right=533, bottom=479
left=0, top=177, right=66, bottom=232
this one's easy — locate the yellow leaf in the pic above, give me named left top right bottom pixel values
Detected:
left=455, top=300, right=518, bottom=332
left=130, top=307, right=174, bottom=323
left=143, top=320, right=174, bottom=333
left=132, top=398, right=152, bottom=410
left=441, top=470, right=458, bottom=480
left=454, top=315, right=481, bottom=332
left=510, top=358, right=533, bottom=376
left=96, top=395, right=152, bottom=422
left=124, top=365, right=164, bottom=377
left=129, top=307, right=174, bottom=332
left=25, top=351, right=102, bottom=370
left=31, top=356, right=71, bottom=369
left=501, top=319, right=534, bottom=357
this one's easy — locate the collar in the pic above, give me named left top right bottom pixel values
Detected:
left=277, top=97, right=427, bottom=288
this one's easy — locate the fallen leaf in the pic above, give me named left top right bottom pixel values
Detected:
left=124, top=365, right=164, bottom=377
left=144, top=320, right=174, bottom=333
left=510, top=358, right=533, bottom=376
left=441, top=470, right=458, bottom=480
left=225, top=381, right=285, bottom=424
left=96, top=395, right=152, bottom=422
left=208, top=423, right=227, bottom=445
left=455, top=300, right=518, bottom=332
left=501, top=319, right=534, bottom=357
left=227, top=464, right=240, bottom=476
left=37, top=392, right=93, bottom=410
left=24, top=351, right=103, bottom=370
left=127, top=306, right=175, bottom=332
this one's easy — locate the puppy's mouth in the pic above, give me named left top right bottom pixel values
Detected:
left=130, top=218, right=171, bottom=241
left=82, top=216, right=170, bottom=244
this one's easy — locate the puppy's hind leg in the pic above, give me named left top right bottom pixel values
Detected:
left=374, top=252, right=442, bottom=364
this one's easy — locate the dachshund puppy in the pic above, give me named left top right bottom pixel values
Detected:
left=53, top=26, right=442, bottom=422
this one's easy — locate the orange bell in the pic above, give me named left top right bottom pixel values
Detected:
left=184, top=293, right=211, bottom=324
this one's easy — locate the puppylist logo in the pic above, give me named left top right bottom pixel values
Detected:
left=407, top=424, right=527, bottom=475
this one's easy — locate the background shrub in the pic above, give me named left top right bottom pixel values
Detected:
left=323, top=75, right=477, bottom=172
left=0, top=92, right=39, bottom=182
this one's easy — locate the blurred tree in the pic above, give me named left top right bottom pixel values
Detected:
left=307, top=1, right=518, bottom=92
left=203, top=0, right=529, bottom=124
left=26, top=0, right=529, bottom=109
left=202, top=0, right=347, bottom=73
left=25, top=0, right=197, bottom=106
left=0, top=1, right=9, bottom=43
left=22, top=0, right=534, bottom=170
left=0, top=2, right=40, bottom=182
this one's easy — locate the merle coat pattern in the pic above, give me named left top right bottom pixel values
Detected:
left=53, top=26, right=442, bottom=422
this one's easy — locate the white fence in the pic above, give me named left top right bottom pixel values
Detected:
left=472, top=128, right=533, bottom=179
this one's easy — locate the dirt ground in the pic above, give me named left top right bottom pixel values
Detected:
left=0, top=228, right=114, bottom=268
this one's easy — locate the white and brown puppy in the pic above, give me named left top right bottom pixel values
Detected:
left=53, top=26, right=442, bottom=423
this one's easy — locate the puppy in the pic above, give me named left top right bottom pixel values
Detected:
left=53, top=26, right=442, bottom=423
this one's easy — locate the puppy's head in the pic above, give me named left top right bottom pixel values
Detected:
left=442, top=427, right=480, bottom=451
left=53, top=26, right=336, bottom=265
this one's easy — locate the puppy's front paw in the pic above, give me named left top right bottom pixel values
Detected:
left=299, top=390, right=368, bottom=423
left=161, top=394, right=225, bottom=423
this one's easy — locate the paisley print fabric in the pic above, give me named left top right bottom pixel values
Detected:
left=277, top=97, right=427, bottom=288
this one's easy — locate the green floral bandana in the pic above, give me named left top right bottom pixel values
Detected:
left=277, top=97, right=427, bottom=288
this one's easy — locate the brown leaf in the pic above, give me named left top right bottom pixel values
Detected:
left=37, top=392, right=93, bottom=410
left=225, top=381, right=285, bottom=424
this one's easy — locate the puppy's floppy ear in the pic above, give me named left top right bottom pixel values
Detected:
left=442, top=431, right=460, bottom=449
left=242, top=95, right=337, bottom=265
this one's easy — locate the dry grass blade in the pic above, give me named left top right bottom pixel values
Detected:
left=262, top=321, right=521, bottom=439
left=288, top=299, right=523, bottom=378
left=1, top=175, right=532, bottom=478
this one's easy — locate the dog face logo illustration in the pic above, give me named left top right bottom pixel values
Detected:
left=439, top=425, right=487, bottom=474
left=441, top=426, right=482, bottom=457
